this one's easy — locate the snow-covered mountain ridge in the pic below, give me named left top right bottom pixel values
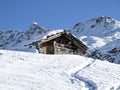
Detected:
left=0, top=22, right=46, bottom=51
left=71, top=16, right=120, bottom=63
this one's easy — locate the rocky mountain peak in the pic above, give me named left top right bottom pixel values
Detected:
left=72, top=16, right=120, bottom=36
left=0, top=22, right=46, bottom=50
left=28, top=22, right=46, bottom=34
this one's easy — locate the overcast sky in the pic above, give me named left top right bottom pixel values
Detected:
left=0, top=0, right=120, bottom=31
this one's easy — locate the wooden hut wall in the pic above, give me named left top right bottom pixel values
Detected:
left=36, top=32, right=88, bottom=55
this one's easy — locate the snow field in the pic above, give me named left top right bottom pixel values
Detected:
left=0, top=50, right=120, bottom=90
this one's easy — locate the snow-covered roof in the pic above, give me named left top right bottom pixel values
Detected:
left=42, top=29, right=64, bottom=39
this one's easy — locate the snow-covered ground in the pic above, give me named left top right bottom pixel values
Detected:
left=0, top=50, right=120, bottom=90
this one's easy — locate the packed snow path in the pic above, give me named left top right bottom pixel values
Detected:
left=70, top=60, right=98, bottom=90
left=0, top=50, right=120, bottom=90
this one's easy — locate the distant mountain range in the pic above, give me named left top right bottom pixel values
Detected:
left=0, top=16, right=120, bottom=63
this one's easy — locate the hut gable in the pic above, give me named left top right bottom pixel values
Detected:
left=33, top=30, right=88, bottom=55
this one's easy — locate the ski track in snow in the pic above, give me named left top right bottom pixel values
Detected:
left=70, top=60, right=98, bottom=90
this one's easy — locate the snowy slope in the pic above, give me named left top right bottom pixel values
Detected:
left=71, top=16, right=120, bottom=63
left=0, top=50, right=120, bottom=90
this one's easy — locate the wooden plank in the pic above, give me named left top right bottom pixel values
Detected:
left=40, top=33, right=62, bottom=44
left=63, top=33, right=88, bottom=50
left=64, top=44, right=76, bottom=49
left=45, top=42, right=54, bottom=54
left=46, top=45, right=49, bottom=54
left=72, top=39, right=88, bottom=50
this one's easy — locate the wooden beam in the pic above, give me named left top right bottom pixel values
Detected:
left=64, top=44, right=76, bottom=49
left=40, top=33, right=62, bottom=44
left=63, top=33, right=88, bottom=50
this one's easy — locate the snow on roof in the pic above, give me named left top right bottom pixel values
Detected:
left=42, top=29, right=64, bottom=39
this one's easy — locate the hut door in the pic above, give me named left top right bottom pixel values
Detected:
left=46, top=43, right=54, bottom=54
